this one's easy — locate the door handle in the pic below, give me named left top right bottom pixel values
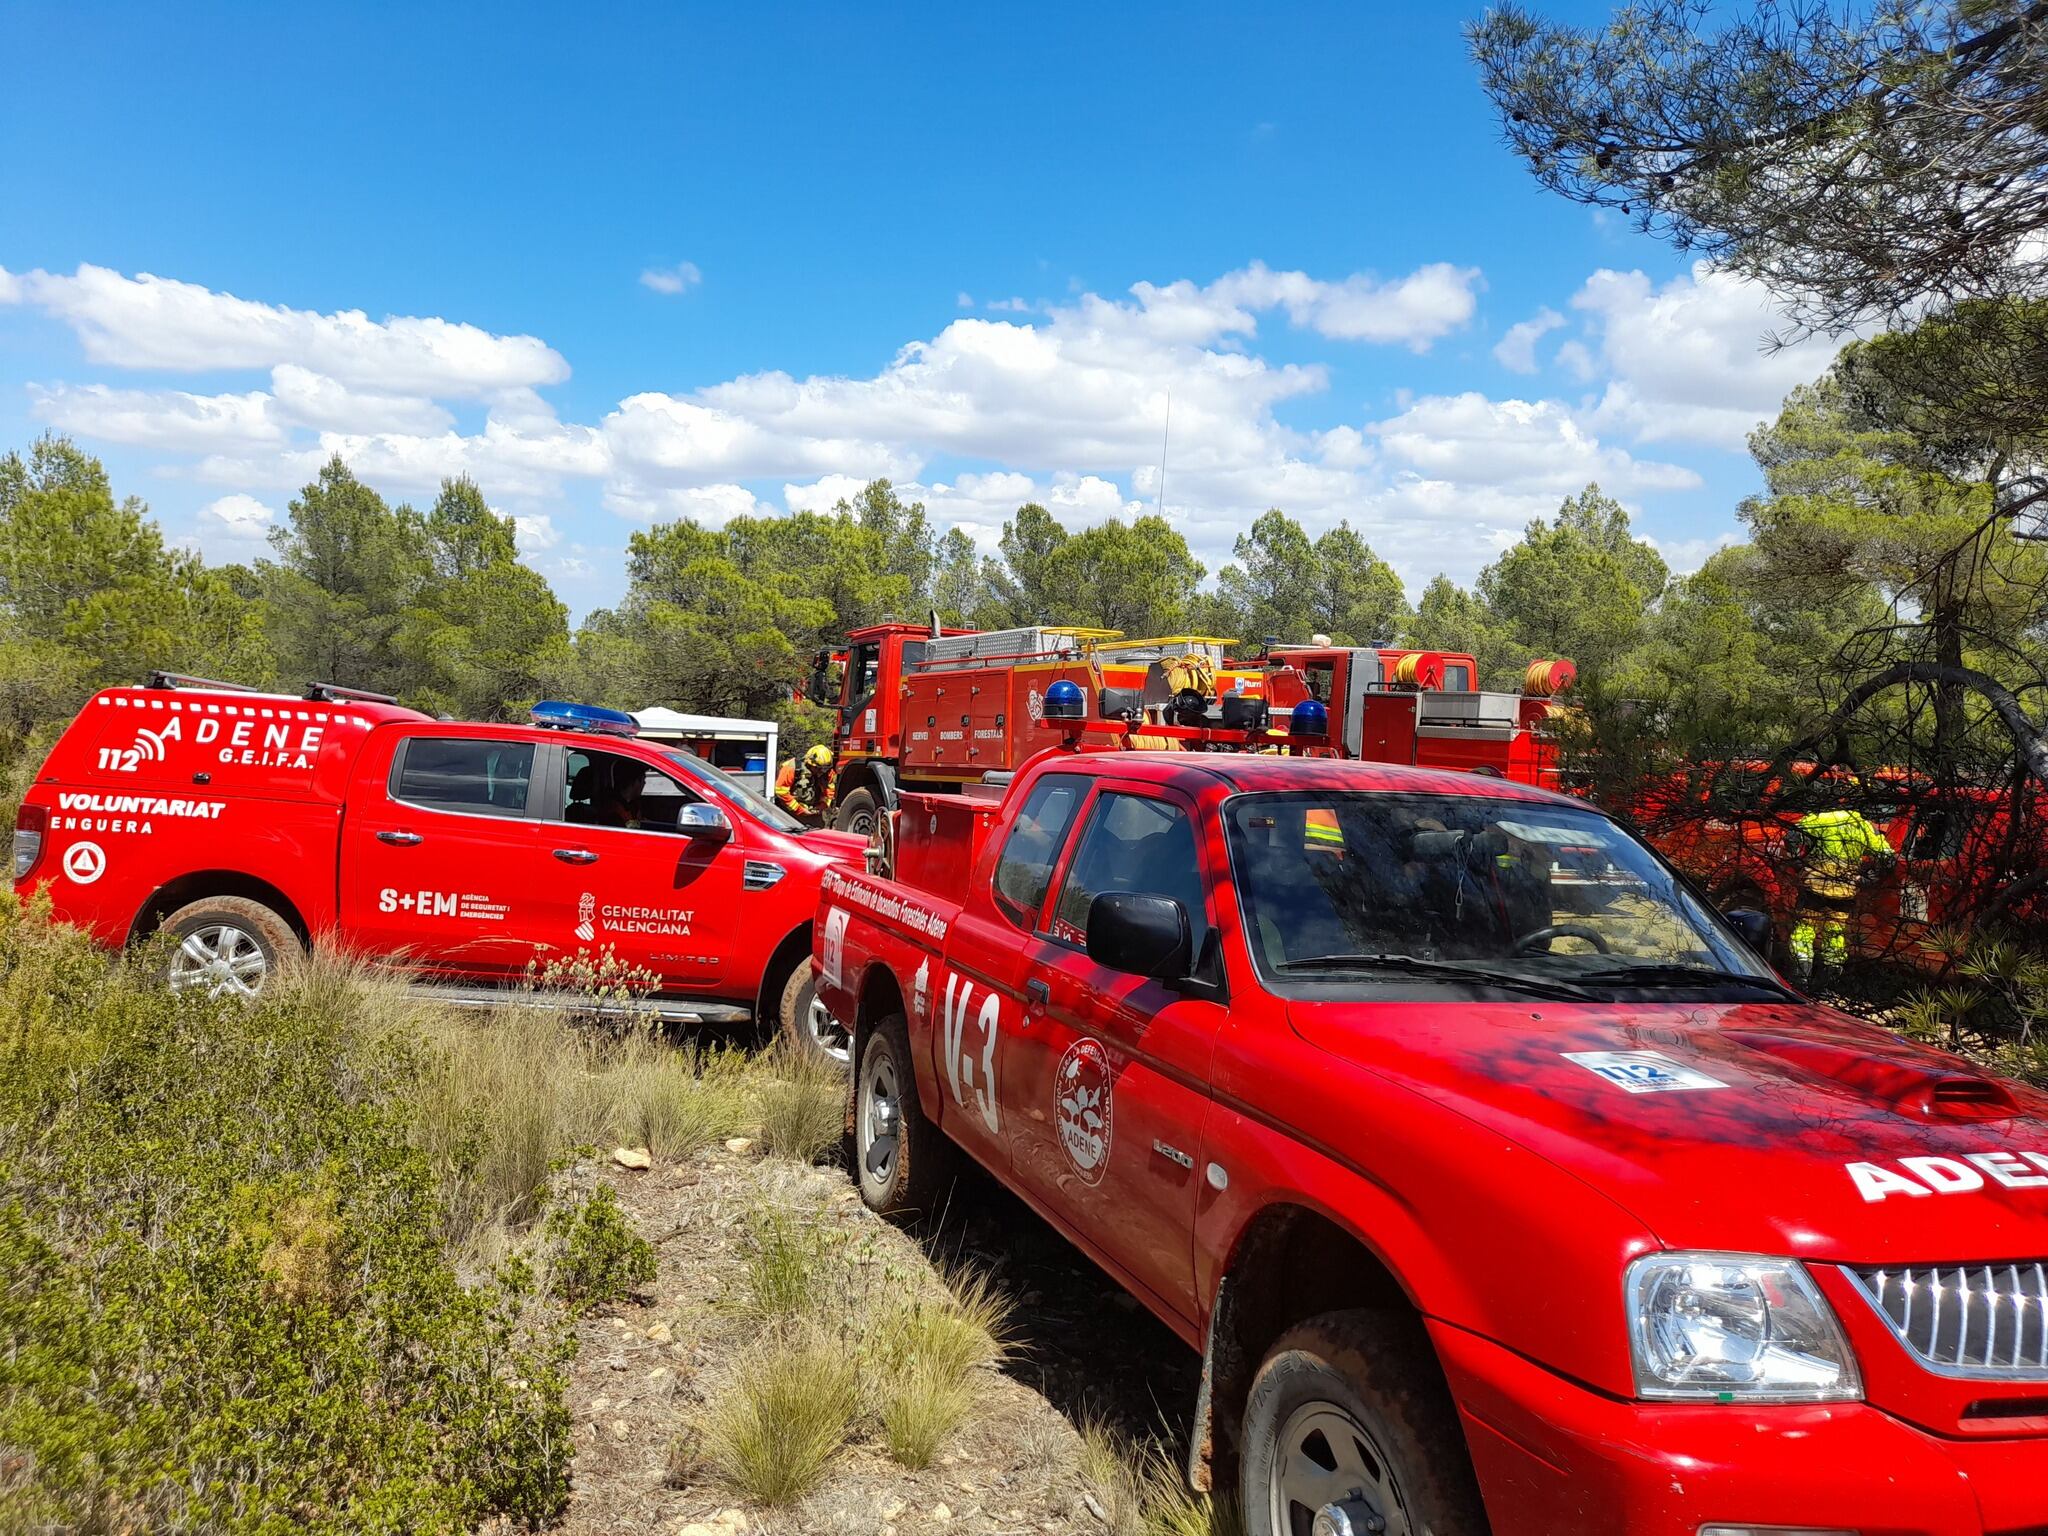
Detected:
left=376, top=830, right=423, bottom=846
left=553, top=848, right=598, bottom=865
left=1025, top=978, right=1050, bottom=1005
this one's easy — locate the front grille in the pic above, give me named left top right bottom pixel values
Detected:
left=1846, top=1263, right=2048, bottom=1378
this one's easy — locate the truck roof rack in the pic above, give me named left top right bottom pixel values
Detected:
left=305, top=682, right=401, bottom=705
left=144, top=670, right=263, bottom=693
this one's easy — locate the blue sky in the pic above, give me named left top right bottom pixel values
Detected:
left=0, top=1, right=1843, bottom=620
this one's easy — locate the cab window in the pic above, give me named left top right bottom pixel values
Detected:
left=1049, top=792, right=1208, bottom=952
left=1443, top=663, right=1472, bottom=690
left=393, top=738, right=535, bottom=817
left=563, top=747, right=700, bottom=833
left=992, top=773, right=1087, bottom=926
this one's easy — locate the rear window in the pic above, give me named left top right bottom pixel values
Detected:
left=394, top=738, right=535, bottom=816
left=992, top=773, right=1087, bottom=926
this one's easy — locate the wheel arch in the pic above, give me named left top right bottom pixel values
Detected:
left=1192, top=1200, right=1425, bottom=1494
left=754, top=920, right=815, bottom=1024
left=129, top=871, right=312, bottom=948
left=834, top=760, right=898, bottom=814
left=848, top=959, right=907, bottom=1064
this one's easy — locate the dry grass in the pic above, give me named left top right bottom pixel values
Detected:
left=755, top=1040, right=846, bottom=1163
left=1079, top=1418, right=1240, bottom=1536
left=703, top=1329, right=861, bottom=1506
left=862, top=1266, right=1012, bottom=1469
left=735, top=1204, right=839, bottom=1326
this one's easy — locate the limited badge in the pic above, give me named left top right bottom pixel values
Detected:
left=1055, top=1037, right=1114, bottom=1185
left=1562, top=1050, right=1726, bottom=1094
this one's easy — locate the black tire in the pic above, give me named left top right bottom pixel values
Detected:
left=776, top=958, right=850, bottom=1068
left=835, top=786, right=881, bottom=839
left=159, top=895, right=302, bottom=1000
left=853, top=1011, right=956, bottom=1218
left=1240, top=1310, right=1488, bottom=1536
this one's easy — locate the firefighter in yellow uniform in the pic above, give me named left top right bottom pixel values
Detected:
left=1788, top=808, right=1894, bottom=982
left=775, top=744, right=836, bottom=824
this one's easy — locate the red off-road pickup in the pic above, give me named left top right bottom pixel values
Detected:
left=13, top=676, right=863, bottom=1050
left=816, top=746, right=2048, bottom=1535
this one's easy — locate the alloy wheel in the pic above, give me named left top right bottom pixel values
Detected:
left=167, top=923, right=270, bottom=999
left=859, top=1047, right=901, bottom=1191
left=1269, top=1400, right=1409, bottom=1536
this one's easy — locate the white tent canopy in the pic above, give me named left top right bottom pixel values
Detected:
left=631, top=709, right=778, bottom=795
left=631, top=708, right=778, bottom=736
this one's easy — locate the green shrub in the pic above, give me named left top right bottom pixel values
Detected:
left=0, top=894, right=572, bottom=1533
left=546, top=1183, right=654, bottom=1307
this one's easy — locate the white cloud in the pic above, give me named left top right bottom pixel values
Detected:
left=1570, top=261, right=1848, bottom=447
left=639, top=261, right=703, bottom=295
left=1492, top=307, right=1564, bottom=374
left=194, top=493, right=278, bottom=558
left=269, top=365, right=452, bottom=435
left=7, top=258, right=1723, bottom=594
left=604, top=481, right=770, bottom=526
left=1554, top=338, right=1597, bottom=383
left=30, top=383, right=283, bottom=452
left=1207, top=260, right=1484, bottom=348
left=1648, top=529, right=1741, bottom=577
left=0, top=263, right=566, bottom=397
left=1371, top=392, right=1700, bottom=497
left=511, top=512, right=560, bottom=555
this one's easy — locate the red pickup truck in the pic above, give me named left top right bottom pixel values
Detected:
left=817, top=747, right=2048, bottom=1535
left=13, top=677, right=863, bottom=1051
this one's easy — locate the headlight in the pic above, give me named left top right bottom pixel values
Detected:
left=1626, top=1252, right=1861, bottom=1402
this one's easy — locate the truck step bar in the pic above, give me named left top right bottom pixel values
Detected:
left=401, top=982, right=752, bottom=1027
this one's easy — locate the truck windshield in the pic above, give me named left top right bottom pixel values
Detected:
left=662, top=749, right=804, bottom=833
left=1224, top=791, right=1779, bottom=996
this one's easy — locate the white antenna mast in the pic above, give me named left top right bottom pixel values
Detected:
left=1154, top=391, right=1172, bottom=517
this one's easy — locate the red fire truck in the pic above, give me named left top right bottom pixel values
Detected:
left=12, top=675, right=865, bottom=1053
left=807, top=623, right=1572, bottom=840
left=817, top=730, right=2048, bottom=1535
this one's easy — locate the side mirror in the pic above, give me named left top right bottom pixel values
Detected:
left=1722, top=907, right=1772, bottom=952
left=1086, top=892, right=1192, bottom=981
left=676, top=802, right=732, bottom=842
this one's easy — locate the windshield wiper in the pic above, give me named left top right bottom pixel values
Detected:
left=1274, top=953, right=1597, bottom=1000
left=1570, top=963, right=1795, bottom=998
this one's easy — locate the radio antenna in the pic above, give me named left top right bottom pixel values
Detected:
left=1155, top=391, right=1172, bottom=517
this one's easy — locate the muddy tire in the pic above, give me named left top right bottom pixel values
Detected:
left=1240, top=1310, right=1487, bottom=1536
left=853, top=1011, right=956, bottom=1218
left=160, top=896, right=302, bottom=1001
left=835, top=786, right=881, bottom=840
left=776, top=957, right=850, bottom=1068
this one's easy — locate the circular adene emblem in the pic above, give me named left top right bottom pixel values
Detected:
left=1026, top=687, right=1045, bottom=722
left=1054, top=1037, right=1113, bottom=1186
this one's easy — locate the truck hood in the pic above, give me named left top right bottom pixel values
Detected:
left=799, top=829, right=871, bottom=864
left=1289, top=997, right=2048, bottom=1264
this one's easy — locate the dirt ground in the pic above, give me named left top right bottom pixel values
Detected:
left=552, top=1142, right=1202, bottom=1536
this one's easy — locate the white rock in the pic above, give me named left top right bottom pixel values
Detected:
left=613, top=1145, right=653, bottom=1169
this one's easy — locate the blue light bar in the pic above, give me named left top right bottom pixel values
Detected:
left=530, top=700, right=640, bottom=737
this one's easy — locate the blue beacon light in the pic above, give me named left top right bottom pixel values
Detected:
left=1043, top=679, right=1087, bottom=720
left=1288, top=699, right=1329, bottom=741
left=530, top=700, right=641, bottom=737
